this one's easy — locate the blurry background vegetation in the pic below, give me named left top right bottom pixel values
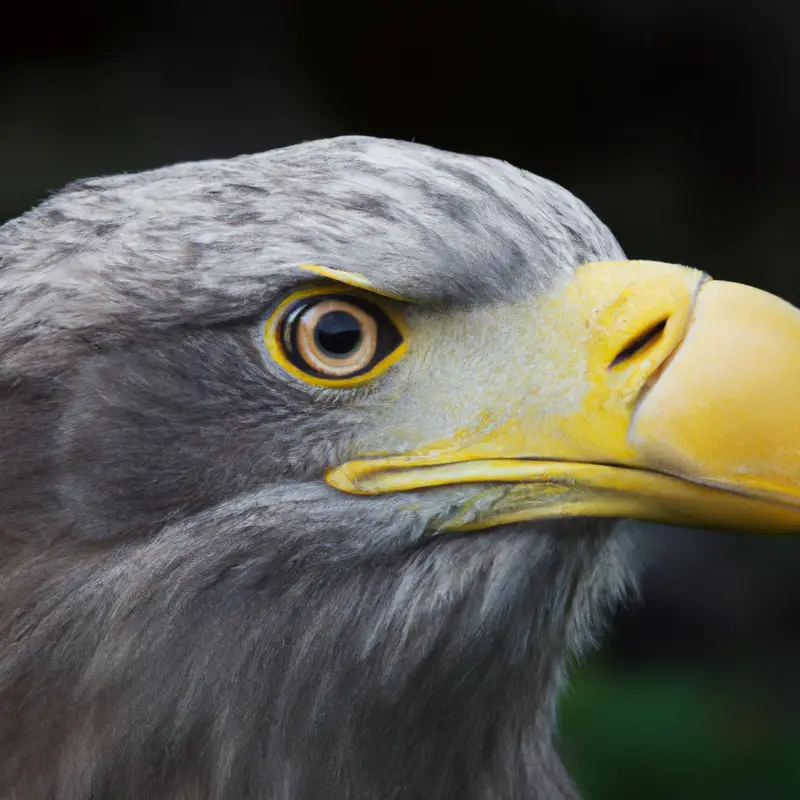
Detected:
left=3, top=1, right=800, bottom=796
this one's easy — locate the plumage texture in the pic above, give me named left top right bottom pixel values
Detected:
left=0, top=136, right=634, bottom=799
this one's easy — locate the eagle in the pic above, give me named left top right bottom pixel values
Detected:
left=1, top=135, right=798, bottom=800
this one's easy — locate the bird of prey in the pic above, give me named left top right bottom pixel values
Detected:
left=1, top=135, right=799, bottom=800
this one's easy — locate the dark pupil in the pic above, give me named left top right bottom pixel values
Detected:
left=314, top=310, right=362, bottom=358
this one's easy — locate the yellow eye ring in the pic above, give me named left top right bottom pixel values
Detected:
left=264, top=286, right=408, bottom=388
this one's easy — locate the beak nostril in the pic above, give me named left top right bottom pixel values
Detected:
left=608, top=319, right=668, bottom=370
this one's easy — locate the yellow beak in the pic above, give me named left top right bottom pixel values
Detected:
left=326, top=261, right=800, bottom=534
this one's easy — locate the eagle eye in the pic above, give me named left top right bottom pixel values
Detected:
left=264, top=289, right=406, bottom=387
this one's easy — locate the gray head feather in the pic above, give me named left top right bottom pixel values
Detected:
left=0, top=136, right=633, bottom=799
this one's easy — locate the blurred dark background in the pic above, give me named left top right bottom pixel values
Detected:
left=3, top=1, right=800, bottom=796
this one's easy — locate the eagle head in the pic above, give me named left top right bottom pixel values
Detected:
left=1, top=136, right=798, bottom=799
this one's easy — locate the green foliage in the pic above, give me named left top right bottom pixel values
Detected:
left=560, top=664, right=800, bottom=800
